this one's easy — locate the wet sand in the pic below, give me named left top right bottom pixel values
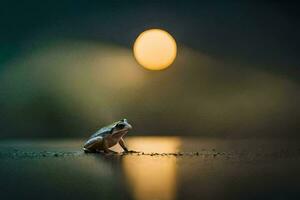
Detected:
left=0, top=137, right=300, bottom=200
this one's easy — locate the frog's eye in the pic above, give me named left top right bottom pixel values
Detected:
left=116, top=123, right=125, bottom=129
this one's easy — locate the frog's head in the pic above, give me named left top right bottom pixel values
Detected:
left=111, top=119, right=132, bottom=138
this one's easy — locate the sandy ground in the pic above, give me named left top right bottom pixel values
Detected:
left=0, top=136, right=300, bottom=200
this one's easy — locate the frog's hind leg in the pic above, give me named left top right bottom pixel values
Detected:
left=83, top=148, right=97, bottom=153
left=83, top=136, right=103, bottom=153
left=103, top=149, right=118, bottom=154
left=103, top=140, right=118, bottom=154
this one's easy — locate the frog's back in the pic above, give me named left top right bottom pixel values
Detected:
left=89, top=121, right=119, bottom=138
left=89, top=127, right=111, bottom=138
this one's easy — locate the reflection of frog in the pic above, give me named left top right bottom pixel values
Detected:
left=83, top=119, right=132, bottom=154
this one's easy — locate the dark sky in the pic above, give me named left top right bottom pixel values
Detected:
left=1, top=1, right=299, bottom=78
left=0, top=1, right=299, bottom=138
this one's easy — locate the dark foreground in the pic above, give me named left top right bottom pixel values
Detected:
left=0, top=137, right=300, bottom=200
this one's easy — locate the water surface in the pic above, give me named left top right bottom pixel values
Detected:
left=0, top=137, right=299, bottom=200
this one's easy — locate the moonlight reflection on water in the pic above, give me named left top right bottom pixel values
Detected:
left=122, top=137, right=180, bottom=200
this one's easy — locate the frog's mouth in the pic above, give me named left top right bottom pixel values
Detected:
left=125, top=124, right=132, bottom=130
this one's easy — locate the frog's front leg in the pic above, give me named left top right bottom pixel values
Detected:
left=119, top=137, right=129, bottom=152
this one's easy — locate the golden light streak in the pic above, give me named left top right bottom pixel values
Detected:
left=122, top=137, right=180, bottom=200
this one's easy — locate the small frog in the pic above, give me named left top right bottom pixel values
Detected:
left=83, top=119, right=132, bottom=154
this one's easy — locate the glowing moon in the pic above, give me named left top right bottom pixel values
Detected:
left=133, top=29, right=177, bottom=70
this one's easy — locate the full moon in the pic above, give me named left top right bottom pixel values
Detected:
left=133, top=29, right=177, bottom=70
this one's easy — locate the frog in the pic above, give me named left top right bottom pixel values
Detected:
left=83, top=119, right=132, bottom=154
